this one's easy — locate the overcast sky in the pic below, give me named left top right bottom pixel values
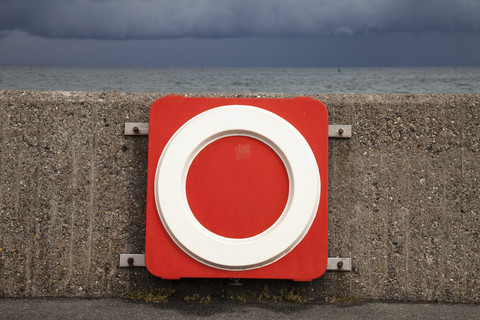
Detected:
left=1, top=0, right=480, bottom=67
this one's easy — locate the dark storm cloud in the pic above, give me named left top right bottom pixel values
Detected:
left=1, top=0, right=480, bottom=39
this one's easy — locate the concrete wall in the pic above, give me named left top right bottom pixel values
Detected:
left=0, top=90, right=478, bottom=303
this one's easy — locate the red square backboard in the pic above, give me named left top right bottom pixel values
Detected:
left=145, top=96, right=328, bottom=281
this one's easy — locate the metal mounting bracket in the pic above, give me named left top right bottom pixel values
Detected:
left=124, top=122, right=149, bottom=135
left=328, top=125, right=352, bottom=138
left=119, top=254, right=351, bottom=271
left=119, top=253, right=145, bottom=267
left=124, top=122, right=352, bottom=138
left=326, top=257, right=352, bottom=271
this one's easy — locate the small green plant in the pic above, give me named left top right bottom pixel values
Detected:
left=325, top=294, right=363, bottom=303
left=184, top=293, right=211, bottom=304
left=228, top=291, right=250, bottom=302
left=257, top=285, right=306, bottom=303
left=257, top=284, right=271, bottom=302
left=228, top=285, right=307, bottom=304
left=278, top=288, right=307, bottom=303
left=127, top=287, right=176, bottom=303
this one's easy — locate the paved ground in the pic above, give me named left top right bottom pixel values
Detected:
left=0, top=298, right=479, bottom=319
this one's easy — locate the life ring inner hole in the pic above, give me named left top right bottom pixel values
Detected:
left=186, top=135, right=289, bottom=239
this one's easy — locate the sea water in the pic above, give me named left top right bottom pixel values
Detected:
left=1, top=65, right=479, bottom=94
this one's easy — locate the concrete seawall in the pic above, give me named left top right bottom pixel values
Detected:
left=0, top=90, right=479, bottom=303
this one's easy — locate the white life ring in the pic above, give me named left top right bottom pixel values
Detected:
left=154, top=105, right=321, bottom=270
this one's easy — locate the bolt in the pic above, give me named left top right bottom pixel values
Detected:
left=228, top=278, right=243, bottom=286
left=133, top=126, right=139, bottom=133
left=337, top=261, right=344, bottom=269
left=127, top=257, right=134, bottom=266
left=338, top=128, right=344, bottom=135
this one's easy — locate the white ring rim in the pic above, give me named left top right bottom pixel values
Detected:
left=154, top=105, right=320, bottom=270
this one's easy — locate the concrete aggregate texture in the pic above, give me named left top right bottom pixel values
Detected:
left=0, top=90, right=478, bottom=303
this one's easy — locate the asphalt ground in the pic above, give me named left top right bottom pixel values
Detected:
left=0, top=298, right=479, bottom=320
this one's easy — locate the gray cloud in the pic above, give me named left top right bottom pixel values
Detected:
left=1, top=0, right=480, bottom=40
